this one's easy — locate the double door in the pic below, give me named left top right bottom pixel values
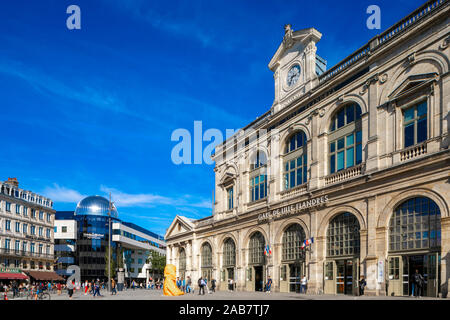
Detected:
left=324, top=258, right=359, bottom=295
left=387, top=252, right=439, bottom=297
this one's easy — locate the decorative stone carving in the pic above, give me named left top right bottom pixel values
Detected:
left=439, top=36, right=449, bottom=50
left=406, top=52, right=416, bottom=65
left=359, top=74, right=379, bottom=95
left=283, top=24, right=294, bottom=49
left=319, top=108, right=325, bottom=117
left=379, top=73, right=388, bottom=84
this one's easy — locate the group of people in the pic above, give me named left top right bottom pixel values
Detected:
left=1, top=280, right=68, bottom=300
left=175, top=276, right=219, bottom=295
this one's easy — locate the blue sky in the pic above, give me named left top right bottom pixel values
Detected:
left=0, top=0, right=426, bottom=236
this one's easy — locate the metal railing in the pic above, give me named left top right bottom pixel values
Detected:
left=0, top=247, right=54, bottom=259
left=318, top=0, right=447, bottom=85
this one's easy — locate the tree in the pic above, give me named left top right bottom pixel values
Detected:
left=105, top=248, right=124, bottom=279
left=147, top=250, right=166, bottom=278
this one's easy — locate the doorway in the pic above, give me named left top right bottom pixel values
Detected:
left=254, top=266, right=263, bottom=291
left=388, top=253, right=440, bottom=297
left=289, top=264, right=302, bottom=293
left=335, top=259, right=354, bottom=295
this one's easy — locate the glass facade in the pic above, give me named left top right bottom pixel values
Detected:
left=327, top=213, right=360, bottom=257
left=389, top=197, right=441, bottom=252
left=248, top=232, right=265, bottom=265
left=282, top=224, right=306, bottom=261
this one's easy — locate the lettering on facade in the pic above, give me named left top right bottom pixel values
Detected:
left=83, top=233, right=104, bottom=239
left=258, top=195, right=329, bottom=222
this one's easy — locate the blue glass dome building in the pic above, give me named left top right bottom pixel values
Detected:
left=75, top=195, right=118, bottom=218
left=71, top=195, right=119, bottom=279
left=55, top=195, right=166, bottom=283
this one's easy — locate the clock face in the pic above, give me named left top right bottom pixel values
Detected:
left=286, top=65, right=301, bottom=87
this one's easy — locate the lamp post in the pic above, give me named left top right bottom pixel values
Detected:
left=108, top=192, right=112, bottom=293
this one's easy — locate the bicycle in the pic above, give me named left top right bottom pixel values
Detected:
left=26, top=289, right=51, bottom=300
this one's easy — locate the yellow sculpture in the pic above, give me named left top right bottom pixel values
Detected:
left=163, top=264, right=184, bottom=296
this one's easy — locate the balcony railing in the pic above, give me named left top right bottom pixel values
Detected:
left=280, top=184, right=307, bottom=200
left=0, top=247, right=54, bottom=259
left=318, top=0, right=447, bottom=86
left=325, top=163, right=365, bottom=185
left=400, top=141, right=427, bottom=161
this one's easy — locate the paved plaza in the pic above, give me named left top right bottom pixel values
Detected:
left=7, top=288, right=445, bottom=300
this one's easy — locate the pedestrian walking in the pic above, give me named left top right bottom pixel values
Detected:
left=265, top=276, right=272, bottom=293
left=57, top=282, right=62, bottom=295
left=111, top=278, right=117, bottom=295
left=359, top=276, right=366, bottom=296
left=67, top=280, right=74, bottom=299
left=301, top=275, right=308, bottom=294
left=412, top=269, right=424, bottom=298
left=211, top=279, right=216, bottom=293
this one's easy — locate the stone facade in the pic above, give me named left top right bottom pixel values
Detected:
left=166, top=0, right=450, bottom=297
left=0, top=178, right=56, bottom=273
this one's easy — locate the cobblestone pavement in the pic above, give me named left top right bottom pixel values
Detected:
left=7, top=288, right=445, bottom=300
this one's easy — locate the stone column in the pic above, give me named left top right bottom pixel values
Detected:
left=375, top=226, right=387, bottom=296
left=365, top=75, right=380, bottom=173
left=308, top=110, right=320, bottom=190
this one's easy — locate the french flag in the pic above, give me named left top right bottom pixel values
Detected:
left=264, top=245, right=272, bottom=256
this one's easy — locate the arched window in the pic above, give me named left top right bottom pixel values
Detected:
left=179, top=248, right=186, bottom=272
left=248, top=232, right=265, bottom=265
left=283, top=131, right=307, bottom=190
left=250, top=150, right=267, bottom=202
left=223, top=238, right=236, bottom=267
left=282, top=224, right=306, bottom=261
left=389, top=197, right=441, bottom=251
left=328, top=103, right=362, bottom=174
left=201, top=243, right=212, bottom=268
left=327, top=213, right=360, bottom=257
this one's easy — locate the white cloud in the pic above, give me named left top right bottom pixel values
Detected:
left=41, top=184, right=86, bottom=203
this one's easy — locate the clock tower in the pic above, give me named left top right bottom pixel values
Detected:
left=269, top=25, right=326, bottom=114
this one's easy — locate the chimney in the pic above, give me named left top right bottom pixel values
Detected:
left=6, top=177, right=19, bottom=187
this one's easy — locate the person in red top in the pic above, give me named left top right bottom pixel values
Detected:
left=57, top=283, right=62, bottom=295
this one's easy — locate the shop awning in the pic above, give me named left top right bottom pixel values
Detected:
left=25, top=271, right=64, bottom=281
left=0, top=272, right=29, bottom=280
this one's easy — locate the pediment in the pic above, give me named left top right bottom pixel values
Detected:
left=165, top=215, right=194, bottom=239
left=269, top=27, right=322, bottom=71
left=388, top=73, right=438, bottom=100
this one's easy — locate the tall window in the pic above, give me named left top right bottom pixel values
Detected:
left=201, top=243, right=212, bottom=268
left=282, top=224, right=306, bottom=261
left=250, top=151, right=267, bottom=202
left=284, top=131, right=307, bottom=190
left=389, top=197, right=441, bottom=251
left=327, top=213, right=360, bottom=257
left=250, top=175, right=267, bottom=202
left=403, top=100, right=427, bottom=148
left=227, top=187, right=234, bottom=210
left=250, top=150, right=267, bottom=170
left=223, top=238, right=236, bottom=267
left=248, top=232, right=265, bottom=265
left=329, top=104, right=362, bottom=174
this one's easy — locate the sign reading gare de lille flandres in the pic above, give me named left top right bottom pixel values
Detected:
left=258, top=195, right=329, bottom=222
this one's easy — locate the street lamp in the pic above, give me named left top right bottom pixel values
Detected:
left=108, top=192, right=114, bottom=293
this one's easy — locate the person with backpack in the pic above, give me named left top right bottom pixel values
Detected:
left=412, top=269, right=424, bottom=298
